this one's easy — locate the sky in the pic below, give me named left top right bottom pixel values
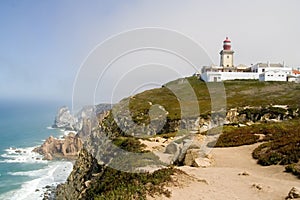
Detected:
left=0, top=0, right=299, bottom=105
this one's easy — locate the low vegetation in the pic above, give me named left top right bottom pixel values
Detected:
left=112, top=136, right=147, bottom=153
left=207, top=126, right=260, bottom=147
left=286, top=163, right=300, bottom=178
left=85, top=167, right=182, bottom=200
left=252, top=120, right=300, bottom=166
left=127, top=77, right=300, bottom=123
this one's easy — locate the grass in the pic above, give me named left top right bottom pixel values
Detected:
left=124, top=77, right=300, bottom=123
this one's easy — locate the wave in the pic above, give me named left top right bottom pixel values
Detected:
left=0, top=147, right=46, bottom=164
left=46, top=126, right=55, bottom=130
left=0, top=161, right=73, bottom=200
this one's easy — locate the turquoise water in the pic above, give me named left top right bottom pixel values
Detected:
left=0, top=100, right=73, bottom=199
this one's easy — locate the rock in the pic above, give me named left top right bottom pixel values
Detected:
left=193, top=158, right=211, bottom=168
left=53, top=106, right=77, bottom=130
left=35, top=189, right=40, bottom=192
left=184, top=149, right=203, bottom=166
left=238, top=171, right=250, bottom=176
left=165, top=142, right=179, bottom=154
left=252, top=183, right=263, bottom=191
left=15, top=150, right=22, bottom=154
left=45, top=185, right=51, bottom=189
left=84, top=180, right=91, bottom=188
left=184, top=148, right=212, bottom=168
left=33, top=133, right=83, bottom=160
left=56, top=149, right=102, bottom=200
left=177, top=140, right=193, bottom=164
left=287, top=187, right=300, bottom=199
left=43, top=153, right=53, bottom=160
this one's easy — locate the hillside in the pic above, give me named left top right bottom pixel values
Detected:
left=55, top=77, right=300, bottom=200
left=129, top=76, right=300, bottom=121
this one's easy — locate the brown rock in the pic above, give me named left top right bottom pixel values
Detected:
left=33, top=133, right=83, bottom=160
left=43, top=153, right=53, bottom=160
left=287, top=187, right=300, bottom=199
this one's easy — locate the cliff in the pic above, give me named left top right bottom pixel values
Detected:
left=55, top=78, right=300, bottom=199
left=56, top=149, right=101, bottom=200
left=52, top=104, right=112, bottom=131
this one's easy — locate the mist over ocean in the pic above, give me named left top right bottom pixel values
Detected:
left=0, top=100, right=73, bottom=200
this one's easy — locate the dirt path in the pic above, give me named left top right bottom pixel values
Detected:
left=153, top=144, right=300, bottom=200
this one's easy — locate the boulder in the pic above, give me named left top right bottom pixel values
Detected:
left=287, top=187, right=300, bottom=199
left=194, top=158, right=211, bottom=168
left=43, top=153, right=53, bottom=160
left=177, top=139, right=193, bottom=164
left=165, top=142, right=179, bottom=154
left=184, top=149, right=210, bottom=167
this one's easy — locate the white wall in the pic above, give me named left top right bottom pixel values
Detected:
left=259, top=71, right=287, bottom=81
left=220, top=53, right=233, bottom=68
left=201, top=72, right=258, bottom=82
left=288, top=77, right=300, bottom=83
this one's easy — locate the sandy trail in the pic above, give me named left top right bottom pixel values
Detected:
left=152, top=143, right=300, bottom=200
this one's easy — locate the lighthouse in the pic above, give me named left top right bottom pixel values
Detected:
left=220, top=37, right=234, bottom=68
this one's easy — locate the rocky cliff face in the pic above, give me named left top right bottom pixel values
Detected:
left=56, top=149, right=102, bottom=200
left=33, top=104, right=112, bottom=161
left=33, top=133, right=83, bottom=160
left=54, top=102, right=300, bottom=199
left=52, top=107, right=77, bottom=130
left=52, top=104, right=112, bottom=131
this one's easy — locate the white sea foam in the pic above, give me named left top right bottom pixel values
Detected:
left=8, top=168, right=48, bottom=177
left=0, top=161, right=73, bottom=200
left=0, top=147, right=46, bottom=164
left=46, top=126, right=55, bottom=130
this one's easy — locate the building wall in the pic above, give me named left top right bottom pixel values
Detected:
left=250, top=64, right=292, bottom=75
left=259, top=71, right=287, bottom=82
left=288, top=77, right=300, bottom=83
left=201, top=72, right=258, bottom=82
left=220, top=54, right=233, bottom=68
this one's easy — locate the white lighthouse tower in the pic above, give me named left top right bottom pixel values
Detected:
left=220, top=37, right=234, bottom=69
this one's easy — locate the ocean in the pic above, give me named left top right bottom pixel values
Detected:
left=0, top=100, right=73, bottom=200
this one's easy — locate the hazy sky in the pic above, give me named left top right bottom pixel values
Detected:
left=0, top=0, right=299, bottom=103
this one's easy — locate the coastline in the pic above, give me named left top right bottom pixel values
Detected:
left=0, top=129, right=75, bottom=200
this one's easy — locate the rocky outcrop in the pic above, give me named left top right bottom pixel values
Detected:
left=184, top=149, right=212, bottom=167
left=52, top=104, right=112, bottom=131
left=163, top=137, right=211, bottom=166
left=52, top=107, right=77, bottom=130
left=287, top=187, right=300, bottom=199
left=33, top=133, right=83, bottom=160
left=56, top=149, right=102, bottom=200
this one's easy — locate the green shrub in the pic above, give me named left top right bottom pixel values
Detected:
left=285, top=163, right=300, bottom=178
left=206, top=126, right=260, bottom=147
left=86, top=167, right=181, bottom=200
left=252, top=120, right=300, bottom=166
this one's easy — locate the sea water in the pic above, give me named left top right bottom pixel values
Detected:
left=0, top=100, right=73, bottom=200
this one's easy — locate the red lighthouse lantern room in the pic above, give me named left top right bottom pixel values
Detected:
left=223, top=37, right=231, bottom=50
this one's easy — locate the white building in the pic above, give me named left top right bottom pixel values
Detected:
left=200, top=37, right=293, bottom=82
left=201, top=71, right=258, bottom=82
left=201, top=37, right=257, bottom=82
left=287, top=69, right=300, bottom=83
left=259, top=70, right=287, bottom=82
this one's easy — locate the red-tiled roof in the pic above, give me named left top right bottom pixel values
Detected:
left=292, top=70, right=300, bottom=74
